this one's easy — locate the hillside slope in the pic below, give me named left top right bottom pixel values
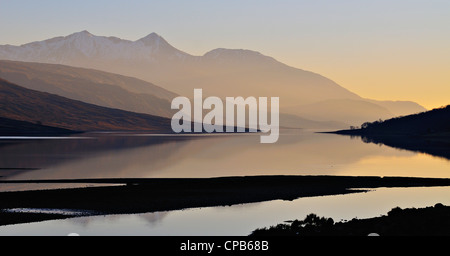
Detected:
left=0, top=60, right=177, bottom=118
left=336, top=105, right=450, bottom=136
left=0, top=78, right=172, bottom=132
left=333, top=105, right=450, bottom=160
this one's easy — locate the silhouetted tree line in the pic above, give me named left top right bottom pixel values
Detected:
left=250, top=203, right=450, bottom=236
left=250, top=214, right=334, bottom=236
left=346, top=105, right=450, bottom=136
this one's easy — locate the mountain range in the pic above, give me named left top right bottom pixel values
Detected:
left=0, top=31, right=427, bottom=127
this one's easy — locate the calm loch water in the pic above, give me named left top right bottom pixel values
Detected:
left=0, top=129, right=449, bottom=235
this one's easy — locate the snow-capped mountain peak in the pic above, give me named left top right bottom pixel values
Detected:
left=0, top=31, right=189, bottom=64
left=136, top=32, right=172, bottom=53
left=69, top=30, right=93, bottom=37
left=138, top=32, right=163, bottom=44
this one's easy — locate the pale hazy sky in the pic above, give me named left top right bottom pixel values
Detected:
left=1, top=0, right=449, bottom=109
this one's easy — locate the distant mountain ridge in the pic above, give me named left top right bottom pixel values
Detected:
left=0, top=31, right=190, bottom=63
left=0, top=31, right=427, bottom=126
left=0, top=60, right=177, bottom=118
left=0, top=78, right=172, bottom=132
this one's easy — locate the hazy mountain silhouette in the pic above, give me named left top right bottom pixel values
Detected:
left=0, top=78, right=172, bottom=132
left=333, top=105, right=450, bottom=160
left=0, top=31, right=426, bottom=126
left=279, top=113, right=348, bottom=129
left=283, top=99, right=395, bottom=126
left=365, top=99, right=428, bottom=117
left=283, top=100, right=427, bottom=126
left=0, top=60, right=176, bottom=118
